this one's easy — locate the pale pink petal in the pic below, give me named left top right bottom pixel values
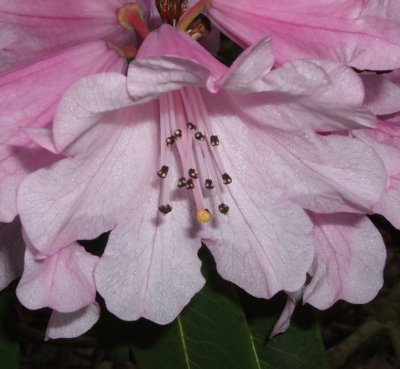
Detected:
left=202, top=193, right=314, bottom=298
left=209, top=36, right=274, bottom=93
left=16, top=238, right=99, bottom=313
left=361, top=73, right=400, bottom=115
left=0, top=141, right=59, bottom=222
left=21, top=99, right=205, bottom=322
left=354, top=127, right=400, bottom=228
left=223, top=59, right=376, bottom=131
left=128, top=56, right=211, bottom=102
left=202, top=92, right=386, bottom=213
left=270, top=289, right=303, bottom=338
left=207, top=0, right=400, bottom=70
left=46, top=302, right=100, bottom=340
left=0, top=0, right=131, bottom=70
left=23, top=128, right=58, bottom=154
left=0, top=218, right=24, bottom=290
left=373, top=187, right=400, bottom=229
left=136, top=24, right=225, bottom=76
left=53, top=73, right=133, bottom=153
left=304, top=213, right=386, bottom=309
left=18, top=104, right=158, bottom=254
left=0, top=41, right=125, bottom=136
left=95, top=201, right=204, bottom=324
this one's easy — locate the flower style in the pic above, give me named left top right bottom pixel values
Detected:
left=206, top=0, right=400, bottom=69
left=18, top=24, right=387, bottom=325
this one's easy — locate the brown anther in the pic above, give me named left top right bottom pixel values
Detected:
left=187, top=122, right=197, bottom=130
left=210, top=135, right=220, bottom=146
left=159, top=204, right=173, bottom=214
left=218, top=203, right=229, bottom=214
left=195, top=132, right=205, bottom=141
left=204, top=179, right=214, bottom=189
left=166, top=135, right=176, bottom=147
left=157, top=165, right=169, bottom=179
left=188, top=168, right=199, bottom=179
left=177, top=176, right=187, bottom=188
left=185, top=14, right=211, bottom=41
left=156, top=0, right=188, bottom=26
left=174, top=129, right=182, bottom=139
left=186, top=178, right=195, bottom=189
left=222, top=173, right=232, bottom=185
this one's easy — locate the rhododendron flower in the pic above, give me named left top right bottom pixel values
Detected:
left=18, top=25, right=387, bottom=324
left=206, top=0, right=400, bottom=70
left=0, top=0, right=139, bottom=71
left=17, top=231, right=100, bottom=339
left=272, top=212, right=386, bottom=337
left=0, top=0, right=136, bottom=222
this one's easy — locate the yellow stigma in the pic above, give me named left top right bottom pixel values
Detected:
left=196, top=209, right=212, bottom=223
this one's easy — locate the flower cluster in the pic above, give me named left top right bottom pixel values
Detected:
left=0, top=0, right=399, bottom=339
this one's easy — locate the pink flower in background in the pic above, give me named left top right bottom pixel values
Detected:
left=206, top=0, right=400, bottom=70
left=0, top=0, right=138, bottom=222
left=16, top=233, right=100, bottom=339
left=17, top=25, right=387, bottom=324
left=0, top=0, right=138, bottom=71
left=272, top=212, right=386, bottom=337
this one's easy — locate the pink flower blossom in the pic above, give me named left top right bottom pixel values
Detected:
left=15, top=231, right=100, bottom=339
left=0, top=0, right=137, bottom=71
left=206, top=0, right=400, bottom=70
left=272, top=212, right=386, bottom=337
left=18, top=25, right=387, bottom=324
left=0, top=0, right=132, bottom=222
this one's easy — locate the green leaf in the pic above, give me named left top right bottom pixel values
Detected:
left=0, top=290, right=20, bottom=369
left=241, top=292, right=328, bottom=369
left=100, top=246, right=327, bottom=369
left=130, top=247, right=262, bottom=369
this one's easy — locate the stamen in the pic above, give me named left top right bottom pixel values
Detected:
left=157, top=165, right=169, bottom=179
left=158, top=87, right=231, bottom=223
left=222, top=173, right=232, bottom=185
left=156, top=0, right=188, bottom=26
left=205, top=179, right=214, bottom=189
left=159, top=204, right=173, bottom=214
left=195, top=131, right=206, bottom=141
left=174, top=129, right=182, bottom=139
left=218, top=203, right=229, bottom=214
left=177, top=177, right=187, bottom=188
left=186, top=178, right=195, bottom=189
left=187, top=122, right=197, bottom=130
left=180, top=88, right=228, bottom=214
left=185, top=14, right=211, bottom=41
left=166, top=135, right=176, bottom=147
left=210, top=135, right=219, bottom=146
left=116, top=5, right=150, bottom=39
left=188, top=168, right=199, bottom=179
left=196, top=209, right=212, bottom=223
left=177, top=0, right=211, bottom=31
